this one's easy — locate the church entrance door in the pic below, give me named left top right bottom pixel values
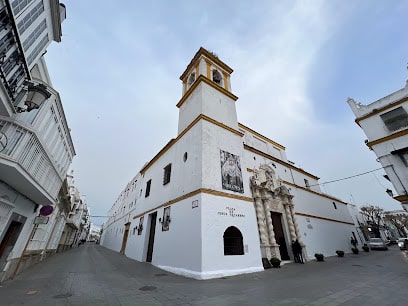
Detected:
left=271, top=212, right=290, bottom=260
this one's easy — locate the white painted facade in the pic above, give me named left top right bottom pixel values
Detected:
left=101, top=48, right=356, bottom=279
left=347, top=80, right=408, bottom=211
left=0, top=1, right=74, bottom=282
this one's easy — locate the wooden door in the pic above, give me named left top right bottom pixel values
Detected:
left=271, top=212, right=290, bottom=260
left=120, top=223, right=131, bottom=254
left=146, top=212, right=157, bottom=263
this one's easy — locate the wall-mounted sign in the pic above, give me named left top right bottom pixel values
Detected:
left=217, top=206, right=245, bottom=218
left=39, top=205, right=54, bottom=216
left=34, top=216, right=49, bottom=224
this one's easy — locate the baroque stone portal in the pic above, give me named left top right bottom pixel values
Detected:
left=250, top=164, right=304, bottom=261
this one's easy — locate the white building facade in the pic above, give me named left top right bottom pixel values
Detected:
left=101, top=48, right=356, bottom=280
left=0, top=0, right=74, bottom=282
left=347, top=78, right=408, bottom=211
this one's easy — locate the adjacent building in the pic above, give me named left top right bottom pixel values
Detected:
left=347, top=77, right=408, bottom=212
left=101, top=47, right=356, bottom=280
left=0, top=0, right=75, bottom=282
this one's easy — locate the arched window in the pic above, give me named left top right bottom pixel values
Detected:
left=212, top=69, right=222, bottom=85
left=188, top=72, right=196, bottom=86
left=223, top=226, right=244, bottom=255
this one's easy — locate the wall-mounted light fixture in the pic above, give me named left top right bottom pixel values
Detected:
left=386, top=188, right=394, bottom=197
left=158, top=216, right=171, bottom=224
left=15, top=81, right=51, bottom=113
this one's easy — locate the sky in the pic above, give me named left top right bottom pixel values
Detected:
left=44, top=0, right=408, bottom=226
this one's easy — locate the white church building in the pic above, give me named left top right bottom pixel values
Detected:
left=100, top=47, right=355, bottom=280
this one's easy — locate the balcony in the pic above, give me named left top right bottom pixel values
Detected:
left=66, top=211, right=80, bottom=229
left=0, top=118, right=62, bottom=204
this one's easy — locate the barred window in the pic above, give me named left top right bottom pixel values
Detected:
left=223, top=226, right=244, bottom=255
left=145, top=180, right=151, bottom=197
left=380, top=107, right=408, bottom=132
left=163, top=164, right=171, bottom=185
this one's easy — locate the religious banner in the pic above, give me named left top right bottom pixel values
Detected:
left=220, top=150, right=244, bottom=193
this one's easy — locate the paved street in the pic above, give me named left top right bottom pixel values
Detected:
left=0, top=243, right=407, bottom=306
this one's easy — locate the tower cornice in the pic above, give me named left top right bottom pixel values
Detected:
left=177, top=74, right=238, bottom=108
left=180, top=47, right=233, bottom=81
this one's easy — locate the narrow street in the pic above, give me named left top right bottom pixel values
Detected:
left=1, top=243, right=407, bottom=305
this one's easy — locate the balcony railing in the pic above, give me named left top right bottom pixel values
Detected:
left=0, top=118, right=62, bottom=200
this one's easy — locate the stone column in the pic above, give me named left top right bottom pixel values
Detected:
left=253, top=190, right=271, bottom=259
left=264, top=193, right=281, bottom=259
left=284, top=202, right=297, bottom=243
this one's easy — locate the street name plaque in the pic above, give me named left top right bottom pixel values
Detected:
left=34, top=216, right=49, bottom=224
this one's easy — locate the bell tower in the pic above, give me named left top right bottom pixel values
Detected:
left=177, top=47, right=239, bottom=135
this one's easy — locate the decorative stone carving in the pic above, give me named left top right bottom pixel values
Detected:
left=250, top=164, right=282, bottom=192
left=251, top=164, right=305, bottom=261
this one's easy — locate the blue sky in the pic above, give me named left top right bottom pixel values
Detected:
left=45, top=1, right=407, bottom=225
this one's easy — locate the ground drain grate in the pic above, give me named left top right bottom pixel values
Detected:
left=53, top=293, right=73, bottom=299
left=155, top=273, right=168, bottom=277
left=139, top=286, right=157, bottom=291
left=376, top=265, right=384, bottom=267
left=352, top=264, right=363, bottom=267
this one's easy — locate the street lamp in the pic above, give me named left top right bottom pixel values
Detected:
left=16, top=81, right=51, bottom=113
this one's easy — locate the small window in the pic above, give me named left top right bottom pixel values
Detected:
left=304, top=179, right=310, bottom=189
left=333, top=202, right=337, bottom=209
left=212, top=69, right=222, bottom=85
left=163, top=164, right=171, bottom=185
left=380, top=107, right=408, bottom=132
left=138, top=216, right=144, bottom=235
left=161, top=207, right=171, bottom=231
left=145, top=180, right=151, bottom=197
left=183, top=152, right=188, bottom=162
left=223, top=226, right=244, bottom=255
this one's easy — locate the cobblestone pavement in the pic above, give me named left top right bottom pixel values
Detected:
left=1, top=243, right=407, bottom=305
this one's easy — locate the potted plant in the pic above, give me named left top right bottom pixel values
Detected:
left=270, top=257, right=281, bottom=268
left=351, top=247, right=359, bottom=254
left=362, top=244, right=370, bottom=252
left=314, top=253, right=324, bottom=262
left=336, top=250, right=344, bottom=257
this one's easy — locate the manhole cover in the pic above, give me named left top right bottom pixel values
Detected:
left=155, top=273, right=168, bottom=277
left=139, top=286, right=157, bottom=291
left=53, top=293, right=73, bottom=299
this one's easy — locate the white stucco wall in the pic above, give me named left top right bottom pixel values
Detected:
left=297, top=216, right=355, bottom=259
left=290, top=187, right=353, bottom=223
left=0, top=182, right=37, bottom=269
left=200, top=194, right=263, bottom=279
left=201, top=120, right=250, bottom=196
left=178, top=82, right=238, bottom=134
left=151, top=197, right=202, bottom=276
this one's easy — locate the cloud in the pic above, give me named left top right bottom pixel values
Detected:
left=44, top=1, right=405, bottom=224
